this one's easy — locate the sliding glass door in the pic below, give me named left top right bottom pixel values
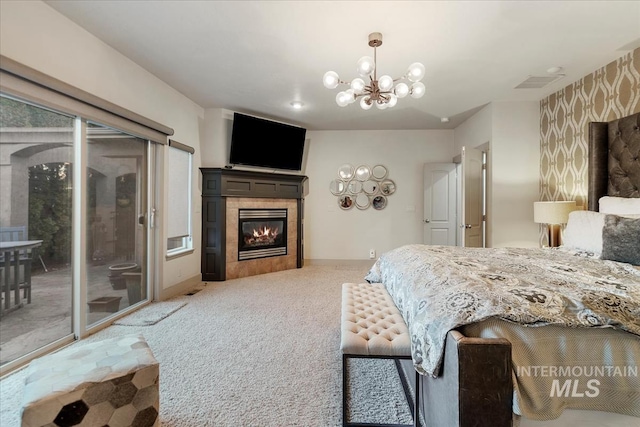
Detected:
left=86, top=123, right=148, bottom=327
left=0, top=96, right=74, bottom=365
left=0, top=95, right=155, bottom=370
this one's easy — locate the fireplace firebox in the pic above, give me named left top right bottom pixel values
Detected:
left=238, top=209, right=287, bottom=260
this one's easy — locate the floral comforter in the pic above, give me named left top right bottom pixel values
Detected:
left=365, top=244, right=640, bottom=377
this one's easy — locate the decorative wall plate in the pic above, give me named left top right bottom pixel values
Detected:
left=372, top=195, right=387, bottom=210
left=355, top=165, right=371, bottom=181
left=347, top=180, right=362, bottom=194
left=380, top=179, right=396, bottom=195
left=338, top=195, right=354, bottom=210
left=362, top=180, right=379, bottom=195
left=355, top=193, right=370, bottom=209
left=330, top=179, right=345, bottom=195
left=338, top=164, right=354, bottom=180
left=372, top=164, right=388, bottom=180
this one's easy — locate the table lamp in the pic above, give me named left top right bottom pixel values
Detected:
left=533, top=201, right=577, bottom=247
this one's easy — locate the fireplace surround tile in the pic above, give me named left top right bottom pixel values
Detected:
left=224, top=198, right=297, bottom=280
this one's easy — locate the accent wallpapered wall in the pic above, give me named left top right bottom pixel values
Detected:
left=540, top=48, right=640, bottom=209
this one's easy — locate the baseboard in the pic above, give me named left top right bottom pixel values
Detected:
left=304, top=259, right=376, bottom=267
left=158, top=274, right=201, bottom=301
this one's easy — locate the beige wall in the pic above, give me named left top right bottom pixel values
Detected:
left=539, top=48, right=640, bottom=209
left=0, top=1, right=205, bottom=294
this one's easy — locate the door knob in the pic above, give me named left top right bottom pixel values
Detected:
left=460, top=224, right=472, bottom=229
left=424, top=219, right=430, bottom=223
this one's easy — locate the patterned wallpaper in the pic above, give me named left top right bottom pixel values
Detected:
left=540, top=48, right=640, bottom=209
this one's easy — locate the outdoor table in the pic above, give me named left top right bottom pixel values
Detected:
left=0, top=240, right=42, bottom=316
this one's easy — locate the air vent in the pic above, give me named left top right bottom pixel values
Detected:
left=515, top=74, right=565, bottom=89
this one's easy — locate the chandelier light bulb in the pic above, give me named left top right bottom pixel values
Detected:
left=360, top=96, right=373, bottom=110
left=356, top=56, right=375, bottom=77
left=388, top=94, right=398, bottom=108
left=323, top=71, right=340, bottom=89
left=394, top=83, right=409, bottom=98
left=378, top=75, right=394, bottom=92
left=350, top=78, right=366, bottom=93
left=376, top=100, right=388, bottom=110
left=345, top=89, right=356, bottom=103
left=336, top=91, right=350, bottom=107
left=407, top=62, right=425, bottom=82
left=410, top=82, right=426, bottom=99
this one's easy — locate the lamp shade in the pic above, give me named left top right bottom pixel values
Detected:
left=533, top=201, right=577, bottom=224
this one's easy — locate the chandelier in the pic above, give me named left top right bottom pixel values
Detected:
left=323, top=32, right=426, bottom=110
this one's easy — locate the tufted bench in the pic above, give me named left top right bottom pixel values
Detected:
left=21, top=334, right=159, bottom=427
left=341, top=282, right=420, bottom=427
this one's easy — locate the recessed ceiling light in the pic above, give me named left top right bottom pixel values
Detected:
left=547, top=66, right=563, bottom=74
left=290, top=101, right=304, bottom=110
left=441, top=117, right=450, bottom=123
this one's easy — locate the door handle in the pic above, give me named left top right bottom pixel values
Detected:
left=424, top=219, right=430, bottom=223
left=460, top=224, right=472, bottom=229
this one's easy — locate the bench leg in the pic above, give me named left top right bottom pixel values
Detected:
left=343, top=354, right=348, bottom=427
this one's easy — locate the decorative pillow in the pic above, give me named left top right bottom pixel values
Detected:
left=561, top=211, right=605, bottom=255
left=601, top=215, right=640, bottom=266
left=599, top=196, right=640, bottom=215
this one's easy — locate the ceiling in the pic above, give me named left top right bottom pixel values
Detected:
left=45, top=1, right=640, bottom=131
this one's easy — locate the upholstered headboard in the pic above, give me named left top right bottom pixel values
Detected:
left=588, top=112, right=640, bottom=211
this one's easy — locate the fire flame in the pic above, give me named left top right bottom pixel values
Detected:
left=253, top=226, right=279, bottom=239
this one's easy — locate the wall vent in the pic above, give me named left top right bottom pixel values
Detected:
left=515, top=74, right=565, bottom=89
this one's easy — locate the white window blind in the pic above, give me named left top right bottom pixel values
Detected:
left=167, top=143, right=192, bottom=240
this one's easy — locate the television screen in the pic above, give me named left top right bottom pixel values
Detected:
left=229, top=113, right=307, bottom=171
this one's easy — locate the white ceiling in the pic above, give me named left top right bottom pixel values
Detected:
left=45, top=1, right=640, bottom=131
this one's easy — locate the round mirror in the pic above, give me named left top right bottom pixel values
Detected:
left=347, top=180, right=362, bottom=194
left=380, top=179, right=396, bottom=195
left=338, top=195, right=354, bottom=210
left=355, top=165, right=371, bottom=181
left=372, top=195, right=387, bottom=210
left=372, top=164, right=388, bottom=180
left=355, top=193, right=370, bottom=209
left=329, top=179, right=345, bottom=195
left=363, top=180, right=379, bottom=195
left=338, top=164, right=354, bottom=180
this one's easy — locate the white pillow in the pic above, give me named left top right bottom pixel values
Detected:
left=599, top=196, right=640, bottom=215
left=562, top=211, right=605, bottom=255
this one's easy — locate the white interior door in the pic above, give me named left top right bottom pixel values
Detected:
left=461, top=146, right=483, bottom=247
left=423, top=163, right=457, bottom=245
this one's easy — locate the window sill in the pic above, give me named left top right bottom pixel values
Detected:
left=166, top=248, right=194, bottom=261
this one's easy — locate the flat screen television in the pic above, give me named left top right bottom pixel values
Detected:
left=229, top=113, right=307, bottom=172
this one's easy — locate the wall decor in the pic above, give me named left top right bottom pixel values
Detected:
left=330, top=179, right=345, bottom=195
left=330, top=164, right=395, bottom=210
left=372, top=195, right=387, bottom=210
left=338, top=195, right=354, bottom=210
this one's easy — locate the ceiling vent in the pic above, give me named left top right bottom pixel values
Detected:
left=515, top=74, right=565, bottom=89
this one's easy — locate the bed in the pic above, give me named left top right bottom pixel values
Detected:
left=367, top=112, right=640, bottom=427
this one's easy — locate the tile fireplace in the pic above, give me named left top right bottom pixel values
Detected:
left=200, top=168, right=308, bottom=281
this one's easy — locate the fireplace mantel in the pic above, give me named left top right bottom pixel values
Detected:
left=200, top=168, right=308, bottom=281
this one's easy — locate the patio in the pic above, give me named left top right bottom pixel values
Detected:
left=0, top=262, right=141, bottom=366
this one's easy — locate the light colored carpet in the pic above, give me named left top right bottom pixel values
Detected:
left=0, top=264, right=413, bottom=426
left=113, top=301, right=187, bottom=326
